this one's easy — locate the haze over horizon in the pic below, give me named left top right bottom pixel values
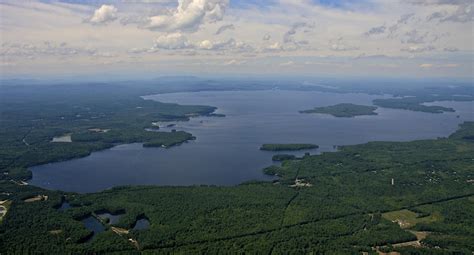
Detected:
left=1, top=0, right=473, bottom=79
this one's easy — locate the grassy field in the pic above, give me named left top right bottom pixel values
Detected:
left=382, top=209, right=442, bottom=229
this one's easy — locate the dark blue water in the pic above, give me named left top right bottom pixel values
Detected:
left=81, top=216, right=105, bottom=241
left=133, top=217, right=150, bottom=231
left=58, top=201, right=71, bottom=211
left=96, top=212, right=124, bottom=225
left=30, top=90, right=474, bottom=193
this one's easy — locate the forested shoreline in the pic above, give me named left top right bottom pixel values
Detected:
left=1, top=82, right=473, bottom=253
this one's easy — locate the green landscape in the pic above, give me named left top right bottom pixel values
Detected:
left=0, top=82, right=473, bottom=254
left=1, top=121, right=473, bottom=253
left=260, top=143, right=319, bottom=151
left=300, top=103, right=378, bottom=117
left=0, top=84, right=217, bottom=182
left=2, top=0, right=474, bottom=253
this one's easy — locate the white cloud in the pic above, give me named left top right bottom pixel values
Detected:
left=264, top=42, right=283, bottom=51
left=388, top=13, right=415, bottom=37
left=152, top=35, right=253, bottom=53
left=424, top=3, right=473, bottom=23
left=420, top=63, right=459, bottom=68
left=0, top=41, right=97, bottom=58
left=330, top=44, right=359, bottom=51
left=197, top=38, right=253, bottom=52
left=365, top=25, right=386, bottom=36
left=154, top=33, right=192, bottom=49
left=223, top=59, right=246, bottom=65
left=1, top=0, right=472, bottom=78
left=144, top=0, right=229, bottom=32
left=402, top=30, right=428, bottom=44
left=441, top=3, right=473, bottom=22
left=419, top=63, right=434, bottom=68
left=404, top=0, right=468, bottom=6
left=401, top=45, right=436, bottom=53
left=283, top=22, right=313, bottom=44
left=443, top=47, right=459, bottom=52
left=89, top=5, right=118, bottom=25
left=215, top=24, right=235, bottom=35
left=280, top=60, right=295, bottom=66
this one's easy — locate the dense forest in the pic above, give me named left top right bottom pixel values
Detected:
left=1, top=121, right=473, bottom=253
left=0, top=84, right=218, bottom=181
left=260, top=144, right=319, bottom=151
left=0, top=81, right=473, bottom=253
left=300, top=103, right=378, bottom=117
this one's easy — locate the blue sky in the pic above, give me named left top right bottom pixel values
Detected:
left=1, top=0, right=472, bottom=78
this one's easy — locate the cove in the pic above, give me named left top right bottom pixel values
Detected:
left=29, top=90, right=474, bottom=193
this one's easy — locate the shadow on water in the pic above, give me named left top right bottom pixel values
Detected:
left=132, top=215, right=150, bottom=231
left=57, top=201, right=71, bottom=211
left=80, top=215, right=105, bottom=243
left=96, top=210, right=125, bottom=225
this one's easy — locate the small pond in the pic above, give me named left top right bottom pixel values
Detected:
left=132, top=217, right=150, bottom=231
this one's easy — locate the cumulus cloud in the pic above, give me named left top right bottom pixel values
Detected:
left=223, top=59, right=246, bottom=65
left=128, top=47, right=157, bottom=54
left=330, top=44, right=359, bottom=51
left=0, top=41, right=97, bottom=58
left=425, top=3, right=473, bottom=23
left=365, top=25, right=386, bottom=36
left=329, top=37, right=359, bottom=51
left=405, top=0, right=468, bottom=5
left=441, top=3, right=473, bottom=22
left=154, top=33, right=192, bottom=49
left=419, top=63, right=459, bottom=68
left=401, top=45, right=436, bottom=53
left=144, top=0, right=229, bottom=32
left=152, top=34, right=253, bottom=53
left=388, top=13, right=415, bottom=37
left=443, top=47, right=459, bottom=52
left=215, top=24, right=234, bottom=35
left=426, top=11, right=447, bottom=21
left=283, top=22, right=312, bottom=43
left=264, top=42, right=283, bottom=52
left=198, top=38, right=253, bottom=52
left=402, top=30, right=428, bottom=44
left=89, top=5, right=118, bottom=24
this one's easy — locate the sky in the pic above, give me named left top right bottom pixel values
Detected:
left=0, top=0, right=473, bottom=79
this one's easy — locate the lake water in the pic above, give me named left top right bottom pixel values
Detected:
left=58, top=201, right=71, bottom=211
left=81, top=216, right=105, bottom=242
left=30, top=90, right=474, bottom=193
left=132, top=217, right=150, bottom=231
left=96, top=212, right=123, bottom=225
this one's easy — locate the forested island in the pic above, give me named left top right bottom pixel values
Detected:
left=1, top=81, right=474, bottom=254
left=372, top=96, right=457, bottom=113
left=260, top=144, right=319, bottom=151
left=300, top=103, right=378, bottom=117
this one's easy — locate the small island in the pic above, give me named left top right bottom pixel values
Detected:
left=300, top=103, right=378, bottom=117
left=260, top=143, right=318, bottom=151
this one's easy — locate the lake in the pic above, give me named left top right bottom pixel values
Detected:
left=30, top=90, right=474, bottom=193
